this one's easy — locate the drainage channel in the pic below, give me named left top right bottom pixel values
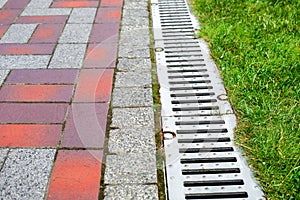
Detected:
left=151, top=0, right=265, bottom=199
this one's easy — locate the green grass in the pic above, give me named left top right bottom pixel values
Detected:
left=191, top=0, right=300, bottom=199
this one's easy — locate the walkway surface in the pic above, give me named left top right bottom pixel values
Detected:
left=0, top=0, right=158, bottom=199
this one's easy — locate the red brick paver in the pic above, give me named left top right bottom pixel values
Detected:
left=0, top=124, right=62, bottom=147
left=47, top=150, right=103, bottom=200
left=74, top=69, right=114, bottom=102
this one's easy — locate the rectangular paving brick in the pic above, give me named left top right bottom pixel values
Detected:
left=21, top=8, right=72, bottom=16
left=89, top=23, right=119, bottom=43
left=68, top=8, right=97, bottom=24
left=74, top=69, right=114, bottom=102
left=61, top=103, right=108, bottom=148
left=3, top=0, right=30, bottom=9
left=0, top=149, right=56, bottom=200
left=49, top=44, right=86, bottom=68
left=16, top=16, right=68, bottom=24
left=0, top=85, right=74, bottom=102
left=0, top=24, right=37, bottom=44
left=6, top=69, right=78, bottom=84
left=0, top=44, right=55, bottom=55
left=95, top=7, right=121, bottom=23
left=84, top=43, right=117, bottom=68
left=100, top=0, right=123, bottom=7
left=51, top=1, right=99, bottom=8
left=0, top=124, right=61, bottom=147
left=47, top=150, right=102, bottom=200
left=59, top=23, right=93, bottom=43
left=0, top=103, right=68, bottom=123
left=0, top=9, right=21, bottom=24
left=30, top=24, right=65, bottom=43
left=0, top=55, right=51, bottom=69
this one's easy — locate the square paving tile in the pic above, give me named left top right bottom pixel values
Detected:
left=104, top=185, right=159, bottom=200
left=30, top=24, right=65, bottom=43
left=84, top=43, right=118, bottom=68
left=112, top=87, right=153, bottom=107
left=89, top=23, right=119, bottom=43
left=49, top=44, right=86, bottom=69
left=74, top=69, right=114, bottom=102
left=108, top=128, right=156, bottom=154
left=100, top=0, right=123, bottom=7
left=0, top=103, right=68, bottom=123
left=0, top=85, right=74, bottom=102
left=95, top=7, right=122, bottom=23
left=61, top=103, right=109, bottom=148
left=6, top=69, right=78, bottom=84
left=111, top=107, right=155, bottom=128
left=104, top=153, right=157, bottom=184
left=0, top=124, right=61, bottom=147
left=47, top=150, right=102, bottom=200
left=0, top=149, right=56, bottom=200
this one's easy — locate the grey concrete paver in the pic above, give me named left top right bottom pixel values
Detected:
left=0, top=149, right=56, bottom=199
left=0, top=24, right=38, bottom=44
left=117, top=58, right=152, bottom=72
left=49, top=44, right=86, bottom=68
left=0, top=55, right=51, bottom=69
left=59, top=24, right=93, bottom=43
left=112, top=87, right=153, bottom=107
left=104, top=153, right=157, bottom=184
left=119, top=45, right=150, bottom=58
left=104, top=185, right=159, bottom=200
left=108, top=128, right=156, bottom=154
left=119, top=29, right=150, bottom=46
left=21, top=8, right=71, bottom=16
left=115, top=71, right=152, bottom=87
left=0, top=0, right=8, bottom=9
left=68, top=8, right=97, bottom=24
left=111, top=107, right=155, bottom=128
left=0, top=70, right=9, bottom=85
left=26, top=0, right=52, bottom=8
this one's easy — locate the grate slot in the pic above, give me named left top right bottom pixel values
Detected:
left=175, top=120, right=224, bottom=125
left=172, top=106, right=219, bottom=111
left=170, top=86, right=213, bottom=91
left=170, top=93, right=215, bottom=97
left=185, top=192, right=248, bottom=199
left=182, top=168, right=240, bottom=175
left=177, top=129, right=228, bottom=134
left=172, top=99, right=217, bottom=104
left=178, top=137, right=231, bottom=143
left=169, top=80, right=211, bottom=84
left=184, top=179, right=244, bottom=187
left=181, top=157, right=237, bottom=163
left=168, top=75, right=209, bottom=79
left=180, top=147, right=234, bottom=153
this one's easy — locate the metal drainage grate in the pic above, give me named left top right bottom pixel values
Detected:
left=151, top=0, right=265, bottom=199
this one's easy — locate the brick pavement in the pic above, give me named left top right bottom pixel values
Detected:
left=0, top=0, right=158, bottom=199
